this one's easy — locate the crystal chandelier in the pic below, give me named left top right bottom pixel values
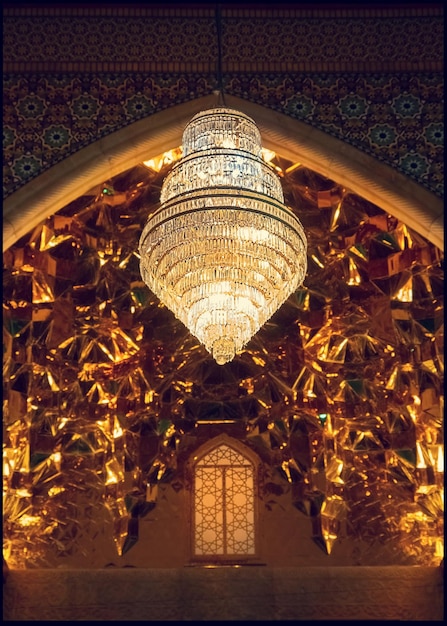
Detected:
left=139, top=107, right=307, bottom=364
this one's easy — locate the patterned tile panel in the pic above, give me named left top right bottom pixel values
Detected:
left=3, top=12, right=443, bottom=73
left=3, top=7, right=444, bottom=200
left=3, top=72, right=444, bottom=199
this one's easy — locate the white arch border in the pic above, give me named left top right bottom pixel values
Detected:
left=3, top=95, right=443, bottom=252
left=190, top=432, right=261, bottom=468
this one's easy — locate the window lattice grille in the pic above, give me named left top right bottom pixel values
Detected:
left=194, top=444, right=255, bottom=556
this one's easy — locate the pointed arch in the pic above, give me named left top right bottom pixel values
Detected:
left=3, top=96, right=443, bottom=252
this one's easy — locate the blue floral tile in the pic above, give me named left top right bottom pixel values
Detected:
left=369, top=125, right=397, bottom=147
left=43, top=126, right=71, bottom=149
left=339, top=95, right=368, bottom=118
left=285, top=95, right=315, bottom=119
left=125, top=96, right=154, bottom=118
left=12, top=155, right=42, bottom=179
left=392, top=94, right=422, bottom=118
left=399, top=152, right=430, bottom=177
left=17, top=95, right=46, bottom=119
left=3, top=127, right=16, bottom=148
left=73, top=95, right=99, bottom=118
left=424, top=123, right=443, bottom=146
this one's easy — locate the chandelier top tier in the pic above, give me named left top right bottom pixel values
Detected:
left=139, top=107, right=307, bottom=365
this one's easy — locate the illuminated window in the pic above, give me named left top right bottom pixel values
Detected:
left=192, top=438, right=257, bottom=558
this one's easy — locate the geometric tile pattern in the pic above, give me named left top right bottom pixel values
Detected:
left=195, top=465, right=225, bottom=555
left=3, top=10, right=443, bottom=72
left=3, top=72, right=443, bottom=199
left=227, top=72, right=444, bottom=199
left=194, top=445, right=255, bottom=556
left=3, top=7, right=444, bottom=199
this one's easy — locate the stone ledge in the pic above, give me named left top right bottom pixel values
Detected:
left=3, top=565, right=444, bottom=621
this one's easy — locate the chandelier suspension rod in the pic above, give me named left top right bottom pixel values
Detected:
left=215, top=4, right=226, bottom=106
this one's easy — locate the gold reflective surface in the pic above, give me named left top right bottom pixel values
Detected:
left=3, top=151, right=444, bottom=567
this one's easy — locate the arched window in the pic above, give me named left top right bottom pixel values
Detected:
left=191, top=436, right=258, bottom=561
